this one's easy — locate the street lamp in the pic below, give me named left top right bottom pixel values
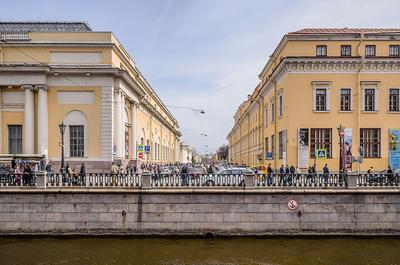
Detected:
left=58, top=121, right=67, bottom=173
left=337, top=124, right=345, bottom=172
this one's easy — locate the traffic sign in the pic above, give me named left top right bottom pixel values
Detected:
left=144, top=145, right=151, bottom=154
left=316, top=149, right=327, bottom=159
left=138, top=152, right=143, bottom=159
left=266, top=152, right=273, bottom=160
left=137, top=144, right=143, bottom=152
left=287, top=199, right=298, bottom=210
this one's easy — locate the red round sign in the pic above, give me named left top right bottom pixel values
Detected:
left=138, top=152, right=143, bottom=159
left=287, top=199, right=298, bottom=210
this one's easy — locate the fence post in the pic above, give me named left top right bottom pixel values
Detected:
left=346, top=173, right=358, bottom=188
left=244, top=173, right=255, bottom=190
left=36, top=171, right=47, bottom=189
left=141, top=171, right=151, bottom=189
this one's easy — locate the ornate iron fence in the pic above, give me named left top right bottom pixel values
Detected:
left=151, top=174, right=245, bottom=187
left=254, top=173, right=347, bottom=188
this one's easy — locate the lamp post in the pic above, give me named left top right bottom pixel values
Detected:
left=58, top=121, right=67, bottom=173
left=337, top=124, right=345, bottom=172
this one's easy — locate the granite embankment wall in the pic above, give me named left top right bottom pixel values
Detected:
left=1, top=189, right=400, bottom=235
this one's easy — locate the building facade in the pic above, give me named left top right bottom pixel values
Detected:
left=0, top=22, right=181, bottom=171
left=228, top=28, right=400, bottom=171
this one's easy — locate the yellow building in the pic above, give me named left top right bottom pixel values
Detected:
left=228, top=28, right=400, bottom=172
left=0, top=22, right=181, bottom=171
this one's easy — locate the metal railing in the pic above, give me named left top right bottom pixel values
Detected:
left=46, top=173, right=141, bottom=187
left=254, top=173, right=346, bottom=188
left=151, top=174, right=245, bottom=187
left=357, top=173, right=400, bottom=187
left=0, top=172, right=37, bottom=187
left=0, top=31, right=30, bottom=41
left=1, top=172, right=400, bottom=189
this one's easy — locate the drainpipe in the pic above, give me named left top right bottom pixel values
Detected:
left=356, top=33, right=365, bottom=173
left=256, top=95, right=265, bottom=165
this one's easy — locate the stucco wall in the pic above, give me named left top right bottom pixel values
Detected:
left=1, top=190, right=399, bottom=235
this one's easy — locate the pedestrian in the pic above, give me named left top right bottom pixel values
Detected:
left=266, top=163, right=273, bottom=186
left=45, top=161, right=53, bottom=173
left=289, top=165, right=295, bottom=185
left=367, top=166, right=375, bottom=183
left=180, top=164, right=188, bottom=186
left=307, top=166, right=313, bottom=184
left=23, top=164, right=32, bottom=186
left=285, top=165, right=291, bottom=185
left=80, top=163, right=86, bottom=186
left=296, top=166, right=302, bottom=184
left=323, top=164, right=330, bottom=184
left=11, top=155, right=17, bottom=170
left=14, top=163, right=22, bottom=186
left=111, top=162, right=119, bottom=186
left=279, top=165, right=285, bottom=186
left=387, top=165, right=394, bottom=185
left=311, top=164, right=317, bottom=183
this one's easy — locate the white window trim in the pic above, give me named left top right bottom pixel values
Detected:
left=361, top=83, right=379, bottom=112
left=64, top=110, right=88, bottom=158
left=312, top=81, right=331, bottom=112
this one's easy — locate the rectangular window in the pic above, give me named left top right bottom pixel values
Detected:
left=316, top=45, right=327, bottom=57
left=278, top=94, right=283, bottom=117
left=365, top=45, right=376, bottom=57
left=310, top=128, right=332, bottom=158
left=341, top=45, right=352, bottom=57
left=315, top=88, right=327, bottom=111
left=271, top=134, right=275, bottom=159
left=265, top=107, right=268, bottom=125
left=340, top=88, right=351, bottom=111
left=271, top=102, right=275, bottom=122
left=389, top=45, right=400, bottom=57
left=265, top=137, right=269, bottom=153
left=278, top=131, right=284, bottom=159
left=8, top=125, right=22, bottom=154
left=389, top=88, right=400, bottom=111
left=364, top=88, right=375, bottom=111
left=360, top=128, right=380, bottom=158
left=69, top=125, right=84, bottom=157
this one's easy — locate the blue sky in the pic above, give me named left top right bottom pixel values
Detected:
left=2, top=0, right=399, bottom=154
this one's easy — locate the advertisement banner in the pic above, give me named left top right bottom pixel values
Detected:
left=389, top=128, right=400, bottom=170
left=297, top=128, right=309, bottom=168
left=343, top=128, right=352, bottom=170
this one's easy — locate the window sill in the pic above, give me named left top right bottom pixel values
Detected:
left=338, top=110, right=354, bottom=113
left=312, top=110, right=330, bottom=113
left=361, top=111, right=379, bottom=114
left=387, top=111, right=400, bottom=114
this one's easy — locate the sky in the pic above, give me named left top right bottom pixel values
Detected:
left=1, top=0, right=399, bottom=154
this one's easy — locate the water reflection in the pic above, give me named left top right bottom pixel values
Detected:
left=0, top=237, right=399, bottom=265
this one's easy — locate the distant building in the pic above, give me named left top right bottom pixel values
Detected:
left=0, top=22, right=181, bottom=170
left=179, top=142, right=193, bottom=164
left=228, top=28, right=400, bottom=171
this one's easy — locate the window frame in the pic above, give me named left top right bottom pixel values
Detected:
left=316, top=45, right=327, bottom=57
left=69, top=125, right=85, bottom=157
left=310, top=128, right=332, bottom=158
left=341, top=45, right=352, bottom=57
left=389, top=88, right=400, bottom=112
left=365, top=45, right=376, bottom=57
left=360, top=128, right=381, bottom=158
left=389, top=45, right=400, bottom=57
left=8, top=125, right=22, bottom=154
left=340, top=88, right=352, bottom=111
left=278, top=93, right=283, bottom=117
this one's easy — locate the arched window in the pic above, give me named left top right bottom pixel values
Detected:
left=63, top=110, right=88, bottom=158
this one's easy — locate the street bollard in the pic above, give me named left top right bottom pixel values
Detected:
left=35, top=171, right=47, bottom=189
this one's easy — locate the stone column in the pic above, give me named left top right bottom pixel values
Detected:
left=22, top=85, right=35, bottom=154
left=36, top=85, right=48, bottom=157
left=119, top=92, right=126, bottom=158
left=131, top=102, right=138, bottom=160
left=0, top=88, right=3, bottom=153
left=114, top=89, right=122, bottom=158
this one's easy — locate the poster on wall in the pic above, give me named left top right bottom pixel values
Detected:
left=343, top=128, right=352, bottom=170
left=389, top=129, right=400, bottom=170
left=297, top=128, right=309, bottom=168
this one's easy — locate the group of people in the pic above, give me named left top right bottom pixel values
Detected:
left=10, top=160, right=35, bottom=186
left=366, top=165, right=396, bottom=184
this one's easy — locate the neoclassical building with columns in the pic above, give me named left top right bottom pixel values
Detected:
left=0, top=22, right=181, bottom=171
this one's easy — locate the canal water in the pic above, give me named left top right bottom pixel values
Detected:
left=0, top=237, right=399, bottom=265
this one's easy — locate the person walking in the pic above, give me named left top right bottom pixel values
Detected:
left=289, top=165, right=296, bottom=185
left=14, top=163, right=22, bottom=186
left=266, top=163, right=273, bottom=186
left=80, top=163, right=86, bottom=186
left=23, top=164, right=32, bottom=186
left=387, top=165, right=394, bottom=185
left=180, top=164, right=189, bottom=186
left=279, top=165, right=285, bottom=186
left=323, top=164, right=330, bottom=185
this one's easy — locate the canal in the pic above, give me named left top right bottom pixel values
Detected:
left=0, top=237, right=399, bottom=265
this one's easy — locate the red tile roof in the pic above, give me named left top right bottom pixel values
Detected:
left=288, top=28, right=400, bottom=35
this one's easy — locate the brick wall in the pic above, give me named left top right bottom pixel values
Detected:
left=0, top=191, right=399, bottom=235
